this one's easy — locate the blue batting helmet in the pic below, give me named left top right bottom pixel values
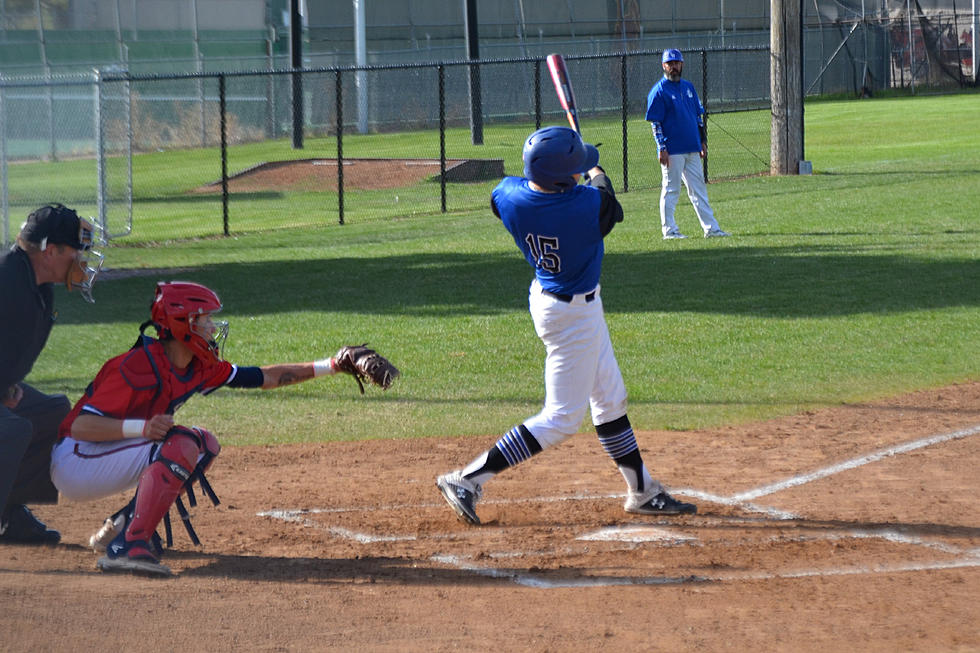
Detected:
left=522, top=126, right=600, bottom=192
left=662, top=48, right=684, bottom=63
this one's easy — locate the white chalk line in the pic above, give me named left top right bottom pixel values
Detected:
left=259, top=492, right=626, bottom=516
left=258, top=425, right=980, bottom=585
left=724, top=424, right=980, bottom=503
left=261, top=424, right=980, bottom=523
left=429, top=554, right=980, bottom=589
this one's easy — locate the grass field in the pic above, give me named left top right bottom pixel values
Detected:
left=26, top=93, right=980, bottom=446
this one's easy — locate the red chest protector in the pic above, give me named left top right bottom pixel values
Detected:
left=59, top=335, right=233, bottom=438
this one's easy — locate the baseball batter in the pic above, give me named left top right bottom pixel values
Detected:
left=436, top=126, right=697, bottom=524
left=645, top=48, right=730, bottom=239
left=53, top=281, right=397, bottom=576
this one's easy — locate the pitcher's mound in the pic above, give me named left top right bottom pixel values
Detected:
left=195, top=158, right=504, bottom=193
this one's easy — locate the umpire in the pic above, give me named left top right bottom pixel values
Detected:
left=0, top=204, right=103, bottom=544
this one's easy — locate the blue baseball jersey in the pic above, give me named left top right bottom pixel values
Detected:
left=492, top=176, right=604, bottom=296
left=644, top=77, right=704, bottom=155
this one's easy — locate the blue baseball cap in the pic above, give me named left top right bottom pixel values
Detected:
left=662, top=49, right=684, bottom=63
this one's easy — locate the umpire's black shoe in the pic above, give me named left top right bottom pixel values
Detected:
left=0, top=504, right=61, bottom=544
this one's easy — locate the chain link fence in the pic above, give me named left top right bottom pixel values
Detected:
left=1, top=47, right=771, bottom=244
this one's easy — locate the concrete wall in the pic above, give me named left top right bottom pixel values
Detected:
left=68, top=0, right=267, bottom=31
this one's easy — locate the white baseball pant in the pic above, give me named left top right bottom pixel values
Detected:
left=522, top=279, right=628, bottom=446
left=50, top=436, right=159, bottom=502
left=659, top=151, right=721, bottom=236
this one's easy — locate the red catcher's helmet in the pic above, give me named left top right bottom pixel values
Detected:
left=150, top=281, right=229, bottom=363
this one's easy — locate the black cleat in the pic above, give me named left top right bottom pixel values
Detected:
left=436, top=471, right=482, bottom=525
left=625, top=490, right=697, bottom=516
left=0, top=505, right=61, bottom=544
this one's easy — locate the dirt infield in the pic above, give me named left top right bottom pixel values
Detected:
left=4, top=382, right=979, bottom=651
left=195, top=158, right=504, bottom=193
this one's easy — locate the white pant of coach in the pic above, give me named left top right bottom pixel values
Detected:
left=522, top=279, right=628, bottom=447
left=659, top=151, right=721, bottom=236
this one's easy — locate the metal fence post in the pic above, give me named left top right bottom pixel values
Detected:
left=701, top=48, right=709, bottom=183
left=534, top=59, right=542, bottom=131
left=94, top=69, right=108, bottom=236
left=439, top=64, right=447, bottom=213
left=220, top=74, right=229, bottom=236
left=336, top=69, right=344, bottom=225
left=621, top=53, right=629, bottom=192
left=0, top=74, right=7, bottom=245
left=266, top=36, right=276, bottom=138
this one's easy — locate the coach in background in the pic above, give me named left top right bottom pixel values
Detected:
left=645, top=48, right=730, bottom=240
left=0, top=204, right=103, bottom=544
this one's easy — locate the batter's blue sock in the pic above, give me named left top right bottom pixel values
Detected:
left=462, top=425, right=542, bottom=487
left=596, top=415, right=652, bottom=493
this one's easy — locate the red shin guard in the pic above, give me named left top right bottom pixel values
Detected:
left=125, top=431, right=200, bottom=544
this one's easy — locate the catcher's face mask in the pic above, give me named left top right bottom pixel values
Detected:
left=189, top=312, right=229, bottom=361
left=59, top=216, right=104, bottom=303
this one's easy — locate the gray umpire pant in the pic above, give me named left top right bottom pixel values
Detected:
left=0, top=383, right=69, bottom=516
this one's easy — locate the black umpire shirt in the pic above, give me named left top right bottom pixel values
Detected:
left=0, top=245, right=56, bottom=395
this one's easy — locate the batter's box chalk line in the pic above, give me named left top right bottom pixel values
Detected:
left=428, top=553, right=980, bottom=589
left=257, top=425, right=980, bottom=587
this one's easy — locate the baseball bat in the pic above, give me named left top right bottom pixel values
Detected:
left=545, top=53, right=580, bottom=134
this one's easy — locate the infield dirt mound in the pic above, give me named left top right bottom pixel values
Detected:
left=3, top=381, right=979, bottom=651
left=194, top=158, right=504, bottom=193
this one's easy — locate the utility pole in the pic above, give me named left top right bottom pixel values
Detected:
left=770, top=0, right=804, bottom=174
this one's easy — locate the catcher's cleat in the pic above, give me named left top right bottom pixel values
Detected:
left=98, top=530, right=171, bottom=577
left=89, top=514, right=126, bottom=553
left=97, top=553, right=171, bottom=578
left=625, top=489, right=697, bottom=516
left=436, top=471, right=482, bottom=525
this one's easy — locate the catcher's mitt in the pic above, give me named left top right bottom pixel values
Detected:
left=333, top=344, right=399, bottom=394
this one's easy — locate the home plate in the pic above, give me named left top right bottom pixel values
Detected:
left=578, top=526, right=697, bottom=543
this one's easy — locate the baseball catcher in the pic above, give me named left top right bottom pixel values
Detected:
left=51, top=281, right=400, bottom=577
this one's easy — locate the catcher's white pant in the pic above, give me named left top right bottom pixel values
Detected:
left=522, top=279, right=628, bottom=446
left=51, top=436, right=157, bottom=502
left=659, top=151, right=721, bottom=236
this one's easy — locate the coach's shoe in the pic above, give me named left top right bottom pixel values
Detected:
left=97, top=531, right=171, bottom=577
left=704, top=228, right=730, bottom=238
left=0, top=504, right=61, bottom=545
left=436, top=471, right=483, bottom=525
left=663, top=230, right=688, bottom=240
left=625, top=489, right=697, bottom=516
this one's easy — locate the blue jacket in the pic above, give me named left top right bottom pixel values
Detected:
left=645, top=76, right=705, bottom=155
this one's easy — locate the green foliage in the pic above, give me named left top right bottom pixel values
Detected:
left=27, top=94, right=980, bottom=445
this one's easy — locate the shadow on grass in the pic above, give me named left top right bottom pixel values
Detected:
left=52, top=245, right=980, bottom=325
